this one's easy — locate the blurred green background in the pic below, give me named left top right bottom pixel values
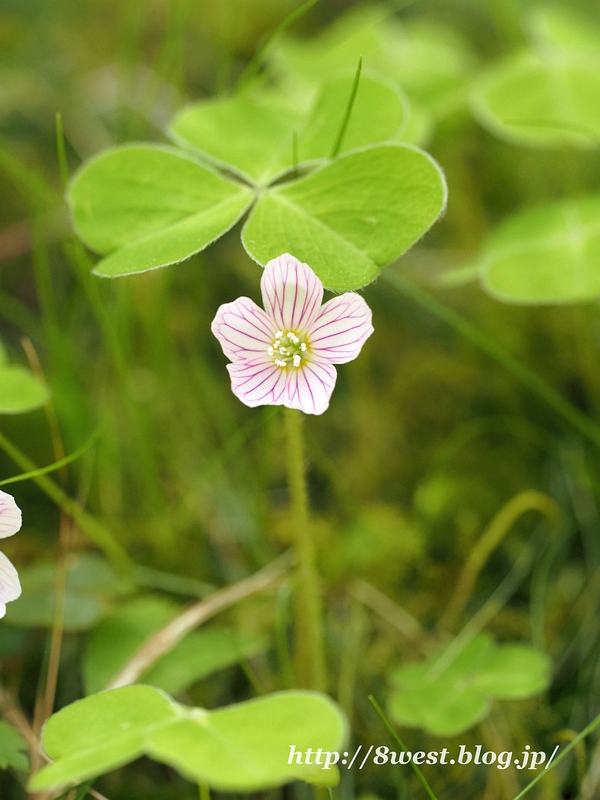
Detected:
left=2, top=0, right=600, bottom=797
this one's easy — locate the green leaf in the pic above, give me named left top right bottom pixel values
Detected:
left=169, top=95, right=302, bottom=185
left=31, top=687, right=348, bottom=793
left=147, top=691, right=347, bottom=790
left=0, top=365, right=48, bottom=414
left=477, top=195, right=600, bottom=304
left=143, top=627, right=268, bottom=696
left=84, top=596, right=181, bottom=693
left=170, top=75, right=407, bottom=184
left=67, top=144, right=254, bottom=277
left=85, top=595, right=266, bottom=696
left=295, top=74, right=408, bottom=164
left=0, top=720, right=29, bottom=772
left=30, top=685, right=178, bottom=791
left=472, top=645, right=550, bottom=698
left=4, top=554, right=133, bottom=631
left=388, top=633, right=550, bottom=736
left=243, top=143, right=447, bottom=291
left=389, top=678, right=490, bottom=736
left=470, top=50, right=600, bottom=149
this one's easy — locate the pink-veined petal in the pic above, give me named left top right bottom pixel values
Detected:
left=227, top=357, right=288, bottom=408
left=261, top=254, right=323, bottom=334
left=211, top=297, right=278, bottom=362
left=309, top=293, right=373, bottom=364
left=0, top=491, right=22, bottom=539
left=284, top=360, right=337, bottom=415
left=0, top=551, right=21, bottom=614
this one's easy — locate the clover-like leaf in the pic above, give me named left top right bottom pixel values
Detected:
left=294, top=74, right=408, bottom=164
left=67, top=144, right=254, bottom=278
left=170, top=75, right=408, bottom=185
left=243, top=143, right=447, bottom=291
left=30, top=686, right=178, bottom=791
left=475, top=194, right=600, bottom=304
left=470, top=50, right=600, bottom=149
left=31, top=686, right=347, bottom=793
left=84, top=595, right=267, bottom=695
left=388, top=633, right=550, bottom=736
left=148, top=691, right=347, bottom=790
left=169, top=95, right=302, bottom=185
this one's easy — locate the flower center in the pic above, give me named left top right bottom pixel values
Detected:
left=267, top=330, right=308, bottom=369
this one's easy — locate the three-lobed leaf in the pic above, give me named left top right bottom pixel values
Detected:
left=31, top=685, right=347, bottom=793
left=169, top=95, right=303, bottom=185
left=67, top=144, right=254, bottom=278
left=148, top=691, right=345, bottom=790
left=68, top=68, right=445, bottom=286
left=388, top=633, right=550, bottom=736
left=169, top=74, right=408, bottom=184
left=243, top=144, right=447, bottom=291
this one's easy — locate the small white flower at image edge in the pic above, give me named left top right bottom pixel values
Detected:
left=0, top=489, right=22, bottom=618
left=211, top=253, right=374, bottom=415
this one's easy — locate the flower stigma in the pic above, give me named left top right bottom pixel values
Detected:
left=267, top=330, right=309, bottom=369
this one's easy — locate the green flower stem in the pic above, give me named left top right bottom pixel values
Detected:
left=284, top=408, right=326, bottom=691
left=199, top=784, right=210, bottom=800
left=0, top=430, right=131, bottom=573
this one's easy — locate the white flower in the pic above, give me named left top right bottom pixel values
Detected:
left=212, top=253, right=373, bottom=415
left=0, top=490, right=22, bottom=618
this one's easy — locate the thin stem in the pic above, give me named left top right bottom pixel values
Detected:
left=438, top=490, right=560, bottom=632
left=368, top=695, right=438, bottom=800
left=511, top=711, right=600, bottom=799
left=22, top=338, right=71, bottom=732
left=330, top=56, right=362, bottom=158
left=54, top=112, right=70, bottom=190
left=381, top=269, right=600, bottom=451
left=0, top=430, right=131, bottom=571
left=0, top=430, right=100, bottom=487
left=0, top=685, right=45, bottom=766
left=284, top=408, right=326, bottom=691
left=198, top=784, right=210, bottom=800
